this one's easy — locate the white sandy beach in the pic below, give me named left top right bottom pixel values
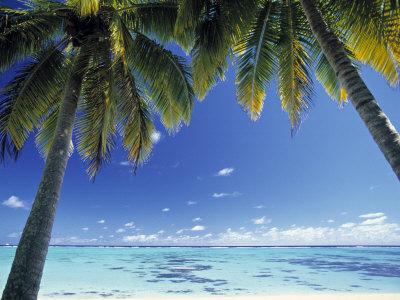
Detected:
left=41, top=294, right=400, bottom=300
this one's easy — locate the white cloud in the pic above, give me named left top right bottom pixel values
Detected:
left=341, top=223, right=356, bottom=228
left=191, top=225, right=205, bottom=231
left=151, top=130, right=161, bottom=143
left=216, top=167, right=234, bottom=177
left=50, top=212, right=400, bottom=247
left=7, top=232, right=20, bottom=238
left=116, top=228, right=125, bottom=233
left=124, top=222, right=135, bottom=228
left=82, top=227, right=89, bottom=231
left=212, top=191, right=242, bottom=198
left=254, top=205, right=265, bottom=209
left=214, top=221, right=400, bottom=246
left=123, top=234, right=158, bottom=243
left=192, top=217, right=202, bottom=222
left=212, top=193, right=228, bottom=198
left=252, top=216, right=270, bottom=225
left=51, top=236, right=98, bottom=245
left=361, top=216, right=387, bottom=225
left=97, top=219, right=106, bottom=224
left=341, top=212, right=348, bottom=215
left=359, top=212, right=385, bottom=219
left=327, top=219, right=335, bottom=223
left=102, top=227, right=108, bottom=230
left=162, top=208, right=170, bottom=212
left=2, top=196, right=27, bottom=209
left=172, top=162, right=181, bottom=168
left=187, top=201, right=197, bottom=206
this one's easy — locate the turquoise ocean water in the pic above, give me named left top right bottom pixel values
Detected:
left=0, top=246, right=400, bottom=298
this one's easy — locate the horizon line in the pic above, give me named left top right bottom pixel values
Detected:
left=1, top=244, right=400, bottom=248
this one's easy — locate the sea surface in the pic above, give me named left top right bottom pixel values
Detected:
left=1, top=246, right=400, bottom=298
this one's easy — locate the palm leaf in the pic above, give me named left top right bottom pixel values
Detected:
left=326, top=0, right=399, bottom=86
left=315, top=53, right=347, bottom=104
left=0, top=6, right=62, bottom=71
left=76, top=41, right=117, bottom=178
left=114, top=59, right=154, bottom=166
left=190, top=1, right=231, bottom=99
left=121, top=1, right=178, bottom=43
left=130, top=32, right=194, bottom=130
left=234, top=0, right=279, bottom=119
left=35, top=102, right=74, bottom=158
left=66, top=0, right=99, bottom=16
left=277, top=1, right=313, bottom=128
left=174, top=0, right=206, bottom=50
left=0, top=43, right=68, bottom=162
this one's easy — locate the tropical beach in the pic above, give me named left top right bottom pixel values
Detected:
left=1, top=0, right=400, bottom=299
left=2, top=246, right=400, bottom=299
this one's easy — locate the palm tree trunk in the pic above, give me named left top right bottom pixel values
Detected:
left=1, top=55, right=87, bottom=300
left=299, top=0, right=400, bottom=180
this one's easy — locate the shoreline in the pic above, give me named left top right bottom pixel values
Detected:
left=40, top=293, right=400, bottom=300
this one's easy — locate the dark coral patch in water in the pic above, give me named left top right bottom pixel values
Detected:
left=204, top=287, right=224, bottom=295
left=99, top=292, right=113, bottom=297
left=108, top=266, right=124, bottom=270
left=284, top=276, right=299, bottom=280
left=166, top=289, right=193, bottom=294
left=285, top=258, right=400, bottom=278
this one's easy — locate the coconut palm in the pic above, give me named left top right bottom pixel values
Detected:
left=298, top=0, right=400, bottom=178
left=0, top=0, right=192, bottom=298
left=175, top=0, right=400, bottom=179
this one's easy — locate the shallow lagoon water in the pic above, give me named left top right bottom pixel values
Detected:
left=1, top=246, right=399, bottom=298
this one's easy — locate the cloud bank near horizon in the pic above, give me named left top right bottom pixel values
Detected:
left=38, top=212, right=400, bottom=247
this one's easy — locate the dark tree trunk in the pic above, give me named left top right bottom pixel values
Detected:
left=299, top=0, right=400, bottom=180
left=1, top=55, right=87, bottom=300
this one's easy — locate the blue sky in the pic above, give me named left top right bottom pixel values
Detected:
left=1, top=60, right=400, bottom=246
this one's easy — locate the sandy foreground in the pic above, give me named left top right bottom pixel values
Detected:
left=40, top=294, right=400, bottom=300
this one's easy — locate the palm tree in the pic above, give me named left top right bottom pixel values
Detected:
left=175, top=0, right=400, bottom=179
left=298, top=0, right=400, bottom=178
left=0, top=0, right=193, bottom=298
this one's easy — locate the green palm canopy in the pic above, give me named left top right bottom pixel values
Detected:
left=0, top=0, right=194, bottom=178
left=173, top=0, right=400, bottom=128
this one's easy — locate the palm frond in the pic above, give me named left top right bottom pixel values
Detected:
left=66, top=0, right=99, bottom=16
left=220, top=0, right=258, bottom=41
left=114, top=59, right=154, bottom=166
left=174, top=0, right=206, bottom=50
left=120, top=1, right=178, bottom=43
left=234, top=0, right=279, bottom=120
left=0, top=7, right=62, bottom=71
left=129, top=32, right=194, bottom=130
left=35, top=102, right=74, bottom=158
left=0, top=43, right=69, bottom=162
left=326, top=0, right=399, bottom=86
left=277, top=1, right=313, bottom=129
left=384, top=5, right=400, bottom=65
left=190, top=1, right=231, bottom=99
left=315, top=53, right=347, bottom=104
left=111, top=16, right=192, bottom=130
left=76, top=40, right=117, bottom=178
